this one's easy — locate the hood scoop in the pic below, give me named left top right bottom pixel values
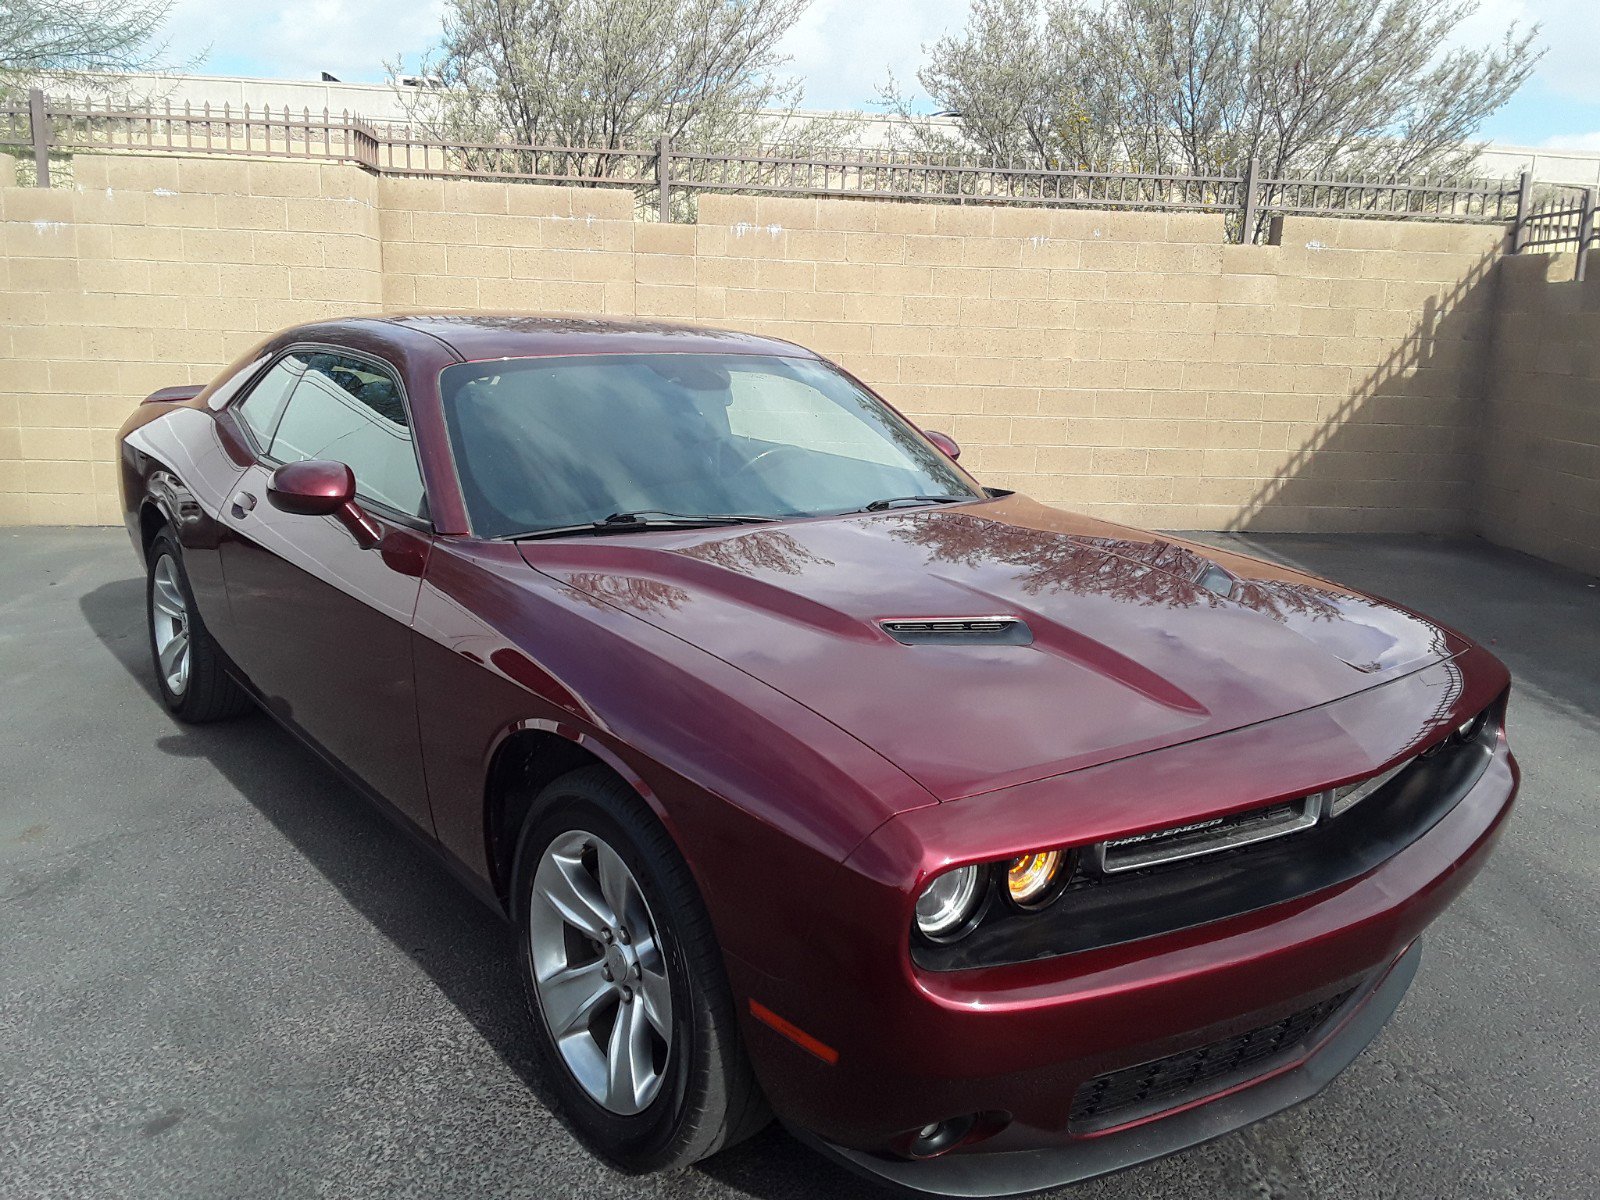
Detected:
left=880, top=616, right=1034, bottom=647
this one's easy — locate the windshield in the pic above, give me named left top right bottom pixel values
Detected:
left=439, top=353, right=979, bottom=538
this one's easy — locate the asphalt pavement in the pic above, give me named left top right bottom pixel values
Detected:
left=2, top=526, right=1596, bottom=1200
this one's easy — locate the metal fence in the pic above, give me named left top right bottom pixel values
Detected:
left=1, top=91, right=383, bottom=172
left=1514, top=182, right=1599, bottom=279
left=3, top=90, right=1592, bottom=266
left=666, top=146, right=1245, bottom=212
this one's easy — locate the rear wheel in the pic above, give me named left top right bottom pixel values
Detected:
left=513, top=766, right=768, bottom=1172
left=145, top=529, right=252, bottom=723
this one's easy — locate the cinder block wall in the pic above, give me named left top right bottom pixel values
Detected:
left=1478, top=256, right=1600, bottom=576
left=0, top=153, right=1512, bottom=538
left=1, top=156, right=384, bottom=523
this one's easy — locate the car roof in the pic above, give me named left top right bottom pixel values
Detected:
left=335, top=313, right=820, bottom=363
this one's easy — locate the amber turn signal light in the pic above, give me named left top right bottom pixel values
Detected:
left=1005, top=850, right=1065, bottom=907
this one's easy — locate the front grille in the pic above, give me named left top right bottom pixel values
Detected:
left=913, top=696, right=1503, bottom=972
left=1068, top=988, right=1356, bottom=1131
left=1098, top=794, right=1320, bottom=873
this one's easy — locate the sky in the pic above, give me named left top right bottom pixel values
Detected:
left=161, top=0, right=1600, bottom=150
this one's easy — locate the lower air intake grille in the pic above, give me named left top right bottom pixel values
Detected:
left=1068, top=988, right=1356, bottom=1131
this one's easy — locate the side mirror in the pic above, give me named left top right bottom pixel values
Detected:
left=267, top=460, right=382, bottom=548
left=924, top=429, right=961, bottom=461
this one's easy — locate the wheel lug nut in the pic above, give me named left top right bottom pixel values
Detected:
left=617, top=928, right=629, bottom=945
left=600, top=929, right=613, bottom=943
left=620, top=987, right=633, bottom=1002
left=631, top=962, right=641, bottom=979
left=601, top=965, right=613, bottom=982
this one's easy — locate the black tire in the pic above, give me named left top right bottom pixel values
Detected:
left=512, top=766, right=770, bottom=1172
left=145, top=529, right=253, bottom=723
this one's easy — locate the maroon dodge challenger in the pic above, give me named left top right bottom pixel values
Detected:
left=118, top=314, right=1516, bottom=1195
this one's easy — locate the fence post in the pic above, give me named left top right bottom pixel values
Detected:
left=1577, top=187, right=1596, bottom=283
left=1512, top=169, right=1532, bottom=252
left=28, top=87, right=50, bottom=188
left=657, top=134, right=672, bottom=222
left=1238, top=158, right=1259, bottom=244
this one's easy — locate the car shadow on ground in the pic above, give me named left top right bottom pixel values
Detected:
left=77, top=575, right=877, bottom=1200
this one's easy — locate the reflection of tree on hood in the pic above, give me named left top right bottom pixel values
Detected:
left=676, top=529, right=834, bottom=578
left=564, top=572, right=690, bottom=616
left=887, top=511, right=1352, bottom=624
left=1233, top=578, right=1354, bottom=625
left=887, top=511, right=1218, bottom=607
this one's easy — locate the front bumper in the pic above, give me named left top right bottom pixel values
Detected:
left=731, top=678, right=1516, bottom=1188
left=792, top=940, right=1420, bottom=1197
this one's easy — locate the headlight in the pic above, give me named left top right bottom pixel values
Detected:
left=915, top=866, right=982, bottom=939
left=1005, top=850, right=1065, bottom=907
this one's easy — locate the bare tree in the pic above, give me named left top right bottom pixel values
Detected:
left=878, top=0, right=1119, bottom=167
left=407, top=0, right=823, bottom=152
left=887, top=0, right=1541, bottom=179
left=0, top=0, right=178, bottom=96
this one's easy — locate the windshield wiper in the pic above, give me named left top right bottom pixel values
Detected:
left=514, top=510, right=776, bottom=541
left=856, top=494, right=970, bottom=513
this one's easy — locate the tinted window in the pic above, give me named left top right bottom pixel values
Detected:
left=232, top=356, right=304, bottom=448
left=207, top=353, right=271, bottom=412
left=268, top=352, right=426, bottom=518
left=439, top=353, right=975, bottom=538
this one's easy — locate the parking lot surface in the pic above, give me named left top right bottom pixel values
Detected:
left=2, top=526, right=1596, bottom=1200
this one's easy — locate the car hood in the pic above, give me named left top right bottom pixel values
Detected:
left=520, top=495, right=1465, bottom=800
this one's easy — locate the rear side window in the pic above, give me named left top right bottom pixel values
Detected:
left=267, top=351, right=426, bottom=518
left=232, top=356, right=305, bottom=448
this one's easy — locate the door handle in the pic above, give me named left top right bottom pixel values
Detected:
left=230, top=491, right=257, bottom=519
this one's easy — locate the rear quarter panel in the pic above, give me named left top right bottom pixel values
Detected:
left=119, top=401, right=256, bottom=638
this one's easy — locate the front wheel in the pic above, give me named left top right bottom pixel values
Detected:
left=513, top=766, right=768, bottom=1172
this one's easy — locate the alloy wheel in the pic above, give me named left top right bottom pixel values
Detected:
left=150, top=554, right=191, bottom=697
left=529, top=830, right=674, bottom=1116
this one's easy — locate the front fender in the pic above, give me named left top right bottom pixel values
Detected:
left=410, top=536, right=938, bottom=975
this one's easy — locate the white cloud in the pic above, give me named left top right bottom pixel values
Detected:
left=153, top=0, right=1600, bottom=127
left=164, top=0, right=446, bottom=81
left=788, top=0, right=1600, bottom=118
left=1458, top=0, right=1600, bottom=103
left=160, top=0, right=957, bottom=93
left=767, top=0, right=967, bottom=111
left=1540, top=131, right=1600, bottom=151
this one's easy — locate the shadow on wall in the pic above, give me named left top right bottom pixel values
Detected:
left=74, top=575, right=873, bottom=1200
left=1476, top=251, right=1600, bottom=577
left=1228, top=243, right=1502, bottom=535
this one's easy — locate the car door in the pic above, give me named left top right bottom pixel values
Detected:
left=218, top=347, right=436, bottom=834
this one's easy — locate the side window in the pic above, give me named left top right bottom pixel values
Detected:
left=232, top=356, right=305, bottom=449
left=206, top=353, right=270, bottom=411
left=267, top=351, right=427, bottom=518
